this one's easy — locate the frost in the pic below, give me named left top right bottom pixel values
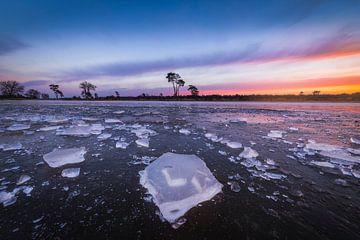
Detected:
left=239, top=147, right=259, bottom=159
left=136, top=138, right=149, bottom=148
left=179, top=128, right=191, bottom=135
left=16, top=175, right=31, bottom=185
left=43, top=147, right=86, bottom=168
left=7, top=124, right=30, bottom=131
left=139, top=152, right=222, bottom=223
left=61, top=168, right=80, bottom=178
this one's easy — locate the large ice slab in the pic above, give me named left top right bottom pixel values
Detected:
left=7, top=124, right=30, bottom=131
left=139, top=152, right=222, bottom=224
left=43, top=147, right=86, bottom=168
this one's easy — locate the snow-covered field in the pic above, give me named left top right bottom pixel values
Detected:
left=0, top=100, right=359, bottom=239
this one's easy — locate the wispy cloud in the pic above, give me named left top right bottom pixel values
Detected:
left=0, top=36, right=27, bottom=56
left=22, top=80, right=51, bottom=87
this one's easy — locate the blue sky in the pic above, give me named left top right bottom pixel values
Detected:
left=1, top=0, right=360, bottom=96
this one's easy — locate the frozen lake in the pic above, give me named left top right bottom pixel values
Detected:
left=0, top=100, right=360, bottom=239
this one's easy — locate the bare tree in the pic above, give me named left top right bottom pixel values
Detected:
left=0, top=80, right=24, bottom=97
left=49, top=84, right=64, bottom=99
left=25, top=89, right=41, bottom=99
left=188, top=85, right=199, bottom=96
left=79, top=81, right=96, bottom=99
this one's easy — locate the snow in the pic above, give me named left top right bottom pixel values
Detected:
left=61, top=168, right=80, bottom=178
left=43, top=147, right=86, bottom=168
left=239, top=147, right=259, bottom=159
left=136, top=138, right=149, bottom=148
left=7, top=124, right=30, bottom=131
left=179, top=128, right=191, bottom=135
left=16, top=175, right=31, bottom=185
left=139, top=152, right=222, bottom=223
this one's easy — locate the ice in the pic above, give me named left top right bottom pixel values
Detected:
left=0, top=191, right=16, bottom=207
left=267, top=130, right=285, bottom=139
left=350, top=137, right=360, bottom=145
left=136, top=138, right=149, bottom=148
left=131, top=126, right=156, bottom=139
left=139, top=152, right=223, bottom=223
left=105, top=118, right=122, bottom=123
left=43, top=147, right=86, bottom=168
left=116, top=141, right=130, bottom=149
left=16, top=175, right=31, bottom=185
left=97, top=133, right=112, bottom=140
left=1, top=142, right=22, bottom=151
left=205, top=133, right=222, bottom=142
left=113, top=110, right=125, bottom=114
left=347, top=148, right=360, bottom=155
left=179, top=128, right=191, bottom=135
left=305, top=140, right=340, bottom=152
left=320, top=150, right=360, bottom=164
left=310, top=161, right=335, bottom=168
left=289, top=127, right=299, bottom=131
left=352, top=170, right=360, bottom=178
left=61, top=168, right=80, bottom=178
left=239, top=147, right=259, bottom=159
left=56, top=124, right=104, bottom=137
left=260, top=172, right=286, bottom=180
left=225, top=141, right=242, bottom=149
left=47, top=118, right=69, bottom=123
left=229, top=182, right=241, bottom=192
left=7, top=124, right=30, bottom=131
left=39, top=126, right=62, bottom=131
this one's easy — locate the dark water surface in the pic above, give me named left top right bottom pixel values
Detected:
left=0, top=100, right=359, bottom=239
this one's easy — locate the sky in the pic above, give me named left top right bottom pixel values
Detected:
left=0, top=0, right=360, bottom=97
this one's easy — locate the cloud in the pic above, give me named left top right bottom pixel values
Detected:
left=22, top=80, right=50, bottom=87
left=0, top=36, right=27, bottom=55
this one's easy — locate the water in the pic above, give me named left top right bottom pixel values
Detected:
left=0, top=100, right=359, bottom=239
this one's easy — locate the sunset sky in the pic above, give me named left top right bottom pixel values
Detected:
left=0, top=0, right=360, bottom=96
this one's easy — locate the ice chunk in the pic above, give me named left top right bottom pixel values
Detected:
left=0, top=191, right=16, bottom=207
left=43, top=147, right=86, bottom=168
left=113, top=110, right=125, bottom=114
left=267, top=130, right=285, bottom=139
left=350, top=137, right=360, bottom=145
left=16, top=175, right=31, bottom=185
left=225, top=141, right=242, bottom=149
left=105, top=118, right=122, bottom=123
left=347, top=148, right=360, bottom=155
left=97, top=133, right=112, bottom=140
left=289, top=127, right=299, bottom=131
left=229, top=182, right=241, bottom=192
left=139, top=152, right=223, bottom=223
left=239, top=147, right=259, bottom=159
left=7, top=124, right=30, bottom=131
left=39, top=126, right=62, bottom=131
left=179, top=129, right=191, bottom=135
left=320, top=150, right=360, bottom=164
left=260, top=172, right=286, bottom=180
left=61, top=168, right=80, bottom=178
left=1, top=142, right=22, bottom=151
left=131, top=126, right=156, bottom=139
left=116, top=141, right=130, bottom=149
left=310, top=161, right=336, bottom=168
left=56, top=124, right=104, bottom=137
left=136, top=138, right=149, bottom=148
left=305, top=140, right=340, bottom=152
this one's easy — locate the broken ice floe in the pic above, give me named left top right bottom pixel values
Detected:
left=97, top=133, right=112, bottom=140
left=105, top=118, right=123, bottom=123
left=179, top=128, right=191, bottom=135
left=0, top=142, right=23, bottom=151
left=139, top=152, right=222, bottom=224
left=7, top=124, right=30, bottom=131
left=267, top=130, right=286, bottom=139
left=43, top=147, right=86, bottom=168
left=56, top=124, right=105, bottom=137
left=350, top=137, right=360, bottom=145
left=225, top=141, right=242, bottom=149
left=39, top=125, right=62, bottom=131
left=113, top=110, right=125, bottom=114
left=0, top=186, right=33, bottom=207
left=116, top=140, right=130, bottom=149
left=136, top=138, right=149, bottom=148
left=61, top=168, right=80, bottom=178
left=239, top=147, right=259, bottom=159
left=16, top=175, right=31, bottom=185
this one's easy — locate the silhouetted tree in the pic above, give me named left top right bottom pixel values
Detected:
left=313, top=90, right=320, bottom=96
left=299, top=91, right=304, bottom=95
left=41, top=93, right=50, bottom=99
left=166, top=72, right=185, bottom=96
left=115, top=91, right=120, bottom=98
left=94, top=93, right=98, bottom=99
left=79, top=81, right=97, bottom=99
left=188, top=85, right=199, bottom=96
left=25, top=89, right=41, bottom=99
left=0, top=80, right=24, bottom=97
left=49, top=84, right=64, bottom=99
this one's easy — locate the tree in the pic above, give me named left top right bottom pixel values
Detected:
left=79, top=81, right=97, bottom=99
left=0, top=80, right=24, bottom=97
left=299, top=91, right=304, bottom=95
left=41, top=93, right=49, bottom=99
left=115, top=91, right=120, bottom=98
left=188, top=85, right=199, bottom=96
left=166, top=72, right=185, bottom=96
left=49, top=84, right=64, bottom=99
left=25, top=89, right=41, bottom=99
left=313, top=90, right=320, bottom=96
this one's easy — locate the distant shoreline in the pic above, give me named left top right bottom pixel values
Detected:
left=1, top=93, right=360, bottom=102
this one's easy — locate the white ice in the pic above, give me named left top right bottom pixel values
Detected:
left=39, top=126, right=62, bottom=131
left=105, top=118, right=122, bottom=123
left=113, top=110, right=125, bottom=114
left=267, top=130, right=285, bottom=139
left=310, top=161, right=336, bottom=168
left=350, top=137, right=360, bottom=145
left=179, top=128, right=191, bottom=135
left=139, top=152, right=223, bottom=223
left=225, top=141, right=242, bottom=149
left=56, top=124, right=104, bottom=137
left=97, top=133, right=112, bottom=140
left=43, top=147, right=86, bottom=168
left=16, top=175, right=31, bottom=185
left=0, top=142, right=22, bottom=151
left=116, top=141, right=130, bottom=149
left=239, top=147, right=259, bottom=159
left=61, top=168, right=80, bottom=178
left=7, top=124, right=30, bottom=131
left=136, top=138, right=149, bottom=148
